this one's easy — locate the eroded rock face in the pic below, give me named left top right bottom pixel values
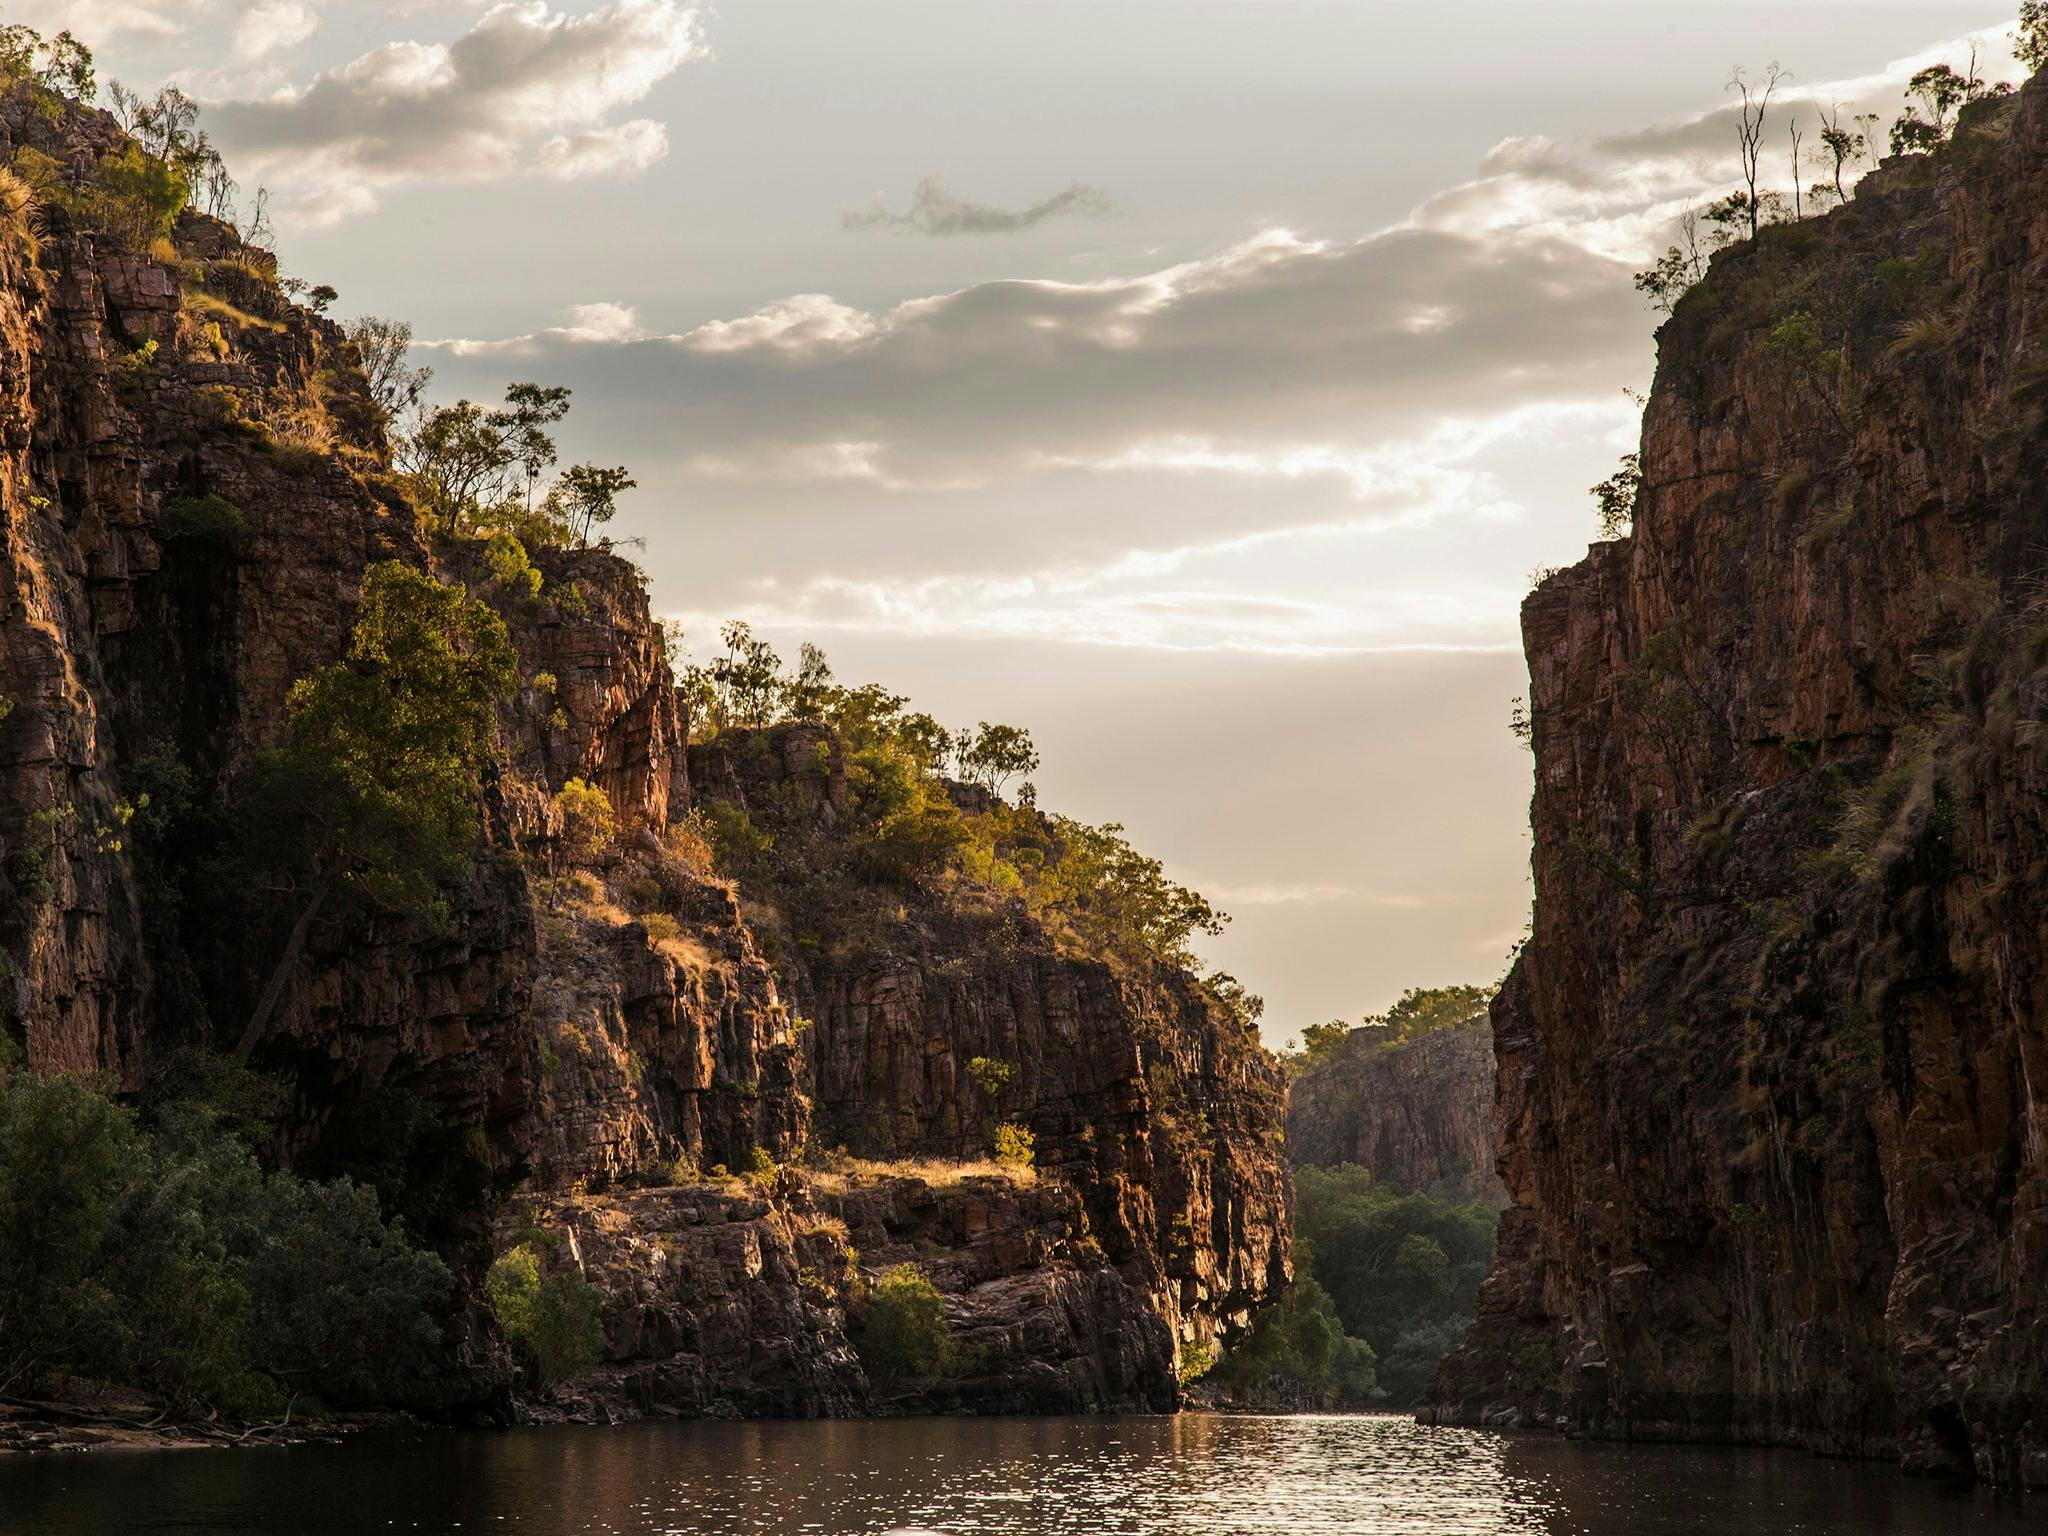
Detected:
left=686, top=729, right=1292, bottom=1385
left=536, top=1166, right=1182, bottom=1419
left=1427, top=80, right=2048, bottom=1488
left=1288, top=1023, right=1506, bottom=1203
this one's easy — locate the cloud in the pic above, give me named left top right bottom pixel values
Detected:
left=5, top=0, right=203, bottom=36
left=233, top=0, right=317, bottom=60
left=536, top=118, right=667, bottom=179
left=423, top=224, right=1642, bottom=501
left=844, top=175, right=1112, bottom=236
left=204, top=0, right=706, bottom=221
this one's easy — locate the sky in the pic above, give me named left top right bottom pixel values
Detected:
left=30, top=0, right=2030, bottom=1043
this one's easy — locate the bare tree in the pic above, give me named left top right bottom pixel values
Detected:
left=1729, top=63, right=1788, bottom=239
left=1788, top=118, right=1804, bottom=219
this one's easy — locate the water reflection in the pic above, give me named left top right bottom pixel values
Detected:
left=0, top=1413, right=2029, bottom=1535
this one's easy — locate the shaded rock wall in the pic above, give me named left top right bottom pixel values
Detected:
left=686, top=727, right=1292, bottom=1388
left=1288, top=1022, right=1506, bottom=1203
left=1428, top=81, right=2048, bottom=1489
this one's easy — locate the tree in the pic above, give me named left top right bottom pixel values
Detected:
left=784, top=642, right=834, bottom=721
left=1634, top=206, right=1727, bottom=314
left=0, top=1069, right=451, bottom=1414
left=1285, top=1019, right=1352, bottom=1077
left=1363, top=983, right=1496, bottom=1044
left=0, top=26, right=94, bottom=103
left=549, top=463, right=634, bottom=546
left=499, top=382, right=572, bottom=513
left=853, top=1265, right=954, bottom=1384
left=1591, top=452, right=1641, bottom=539
left=955, top=722, right=1039, bottom=795
left=2021, top=1, right=2048, bottom=73
left=485, top=1244, right=606, bottom=1390
left=393, top=382, right=596, bottom=543
left=1809, top=104, right=1867, bottom=208
left=1728, top=64, right=1788, bottom=240
left=0, top=1072, right=139, bottom=1396
left=84, top=144, right=189, bottom=249
left=233, top=563, right=518, bottom=1060
left=708, top=620, right=783, bottom=729
left=1890, top=49, right=2007, bottom=155
left=553, top=778, right=617, bottom=862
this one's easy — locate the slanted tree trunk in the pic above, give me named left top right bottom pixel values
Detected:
left=234, top=877, right=335, bottom=1061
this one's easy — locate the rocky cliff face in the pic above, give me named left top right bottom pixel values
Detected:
left=1428, top=79, right=2048, bottom=1488
left=1288, top=1023, right=1506, bottom=1203
left=0, top=95, right=1286, bottom=1420
left=678, top=726, right=1291, bottom=1404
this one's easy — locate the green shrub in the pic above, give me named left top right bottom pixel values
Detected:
left=705, top=802, right=772, bottom=876
left=991, top=1122, right=1034, bottom=1170
left=852, top=1264, right=954, bottom=1384
left=485, top=1242, right=606, bottom=1390
left=965, top=1055, right=1014, bottom=1098
left=552, top=778, right=617, bottom=862
left=0, top=1069, right=452, bottom=1413
left=161, top=493, right=247, bottom=551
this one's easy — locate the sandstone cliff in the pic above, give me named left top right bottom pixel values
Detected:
left=1428, top=79, right=2048, bottom=1488
left=0, top=93, right=1287, bottom=1420
left=1288, top=1021, right=1506, bottom=1203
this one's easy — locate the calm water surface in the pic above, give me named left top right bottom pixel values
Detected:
left=0, top=1413, right=2030, bottom=1535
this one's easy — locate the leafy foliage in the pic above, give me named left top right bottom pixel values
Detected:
left=852, top=1264, right=955, bottom=1384
left=991, top=1121, right=1035, bottom=1169
left=1591, top=452, right=1641, bottom=539
left=2022, top=2, right=2048, bottom=73
left=485, top=1243, right=607, bottom=1391
left=1292, top=1164, right=1499, bottom=1404
left=232, top=562, right=518, bottom=1056
left=553, top=778, right=618, bottom=863
left=0, top=1068, right=452, bottom=1414
left=1213, top=1274, right=1378, bottom=1407
left=394, top=381, right=631, bottom=549
left=1282, top=984, right=1494, bottom=1075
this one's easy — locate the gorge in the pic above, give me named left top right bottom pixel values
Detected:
left=5, top=5, right=2048, bottom=1523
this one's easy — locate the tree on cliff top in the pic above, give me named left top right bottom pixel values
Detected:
left=2022, top=3, right=2048, bottom=71
left=233, top=562, right=517, bottom=1060
left=394, top=380, right=634, bottom=550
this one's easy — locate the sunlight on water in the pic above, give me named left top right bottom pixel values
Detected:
left=0, top=1413, right=2031, bottom=1535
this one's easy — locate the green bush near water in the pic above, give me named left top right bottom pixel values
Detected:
left=0, top=1066, right=453, bottom=1415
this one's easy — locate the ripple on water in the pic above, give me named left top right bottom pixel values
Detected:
left=0, top=1412, right=2033, bottom=1535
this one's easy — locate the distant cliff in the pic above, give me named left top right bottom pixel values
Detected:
left=1428, top=76, right=2048, bottom=1488
left=1289, top=1021, right=1504, bottom=1204
left=0, top=86, right=1286, bottom=1423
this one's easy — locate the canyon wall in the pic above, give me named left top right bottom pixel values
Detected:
left=0, top=93, right=1287, bottom=1418
left=1288, top=1022, right=1505, bottom=1203
left=1428, top=79, right=2048, bottom=1488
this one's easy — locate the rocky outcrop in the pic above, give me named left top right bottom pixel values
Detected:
left=684, top=726, right=1292, bottom=1394
left=1288, top=1022, right=1506, bottom=1203
left=536, top=1165, right=1183, bottom=1419
left=0, top=94, right=1288, bottom=1421
left=1427, top=80, right=2048, bottom=1488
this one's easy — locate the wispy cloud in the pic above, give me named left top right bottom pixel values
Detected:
left=843, top=174, right=1112, bottom=236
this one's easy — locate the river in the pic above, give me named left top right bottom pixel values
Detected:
left=0, top=1413, right=2030, bottom=1534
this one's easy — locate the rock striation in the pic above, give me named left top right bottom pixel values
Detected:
left=0, top=93, right=1287, bottom=1420
left=1427, top=78, right=2048, bottom=1488
left=1288, top=1021, right=1506, bottom=1203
